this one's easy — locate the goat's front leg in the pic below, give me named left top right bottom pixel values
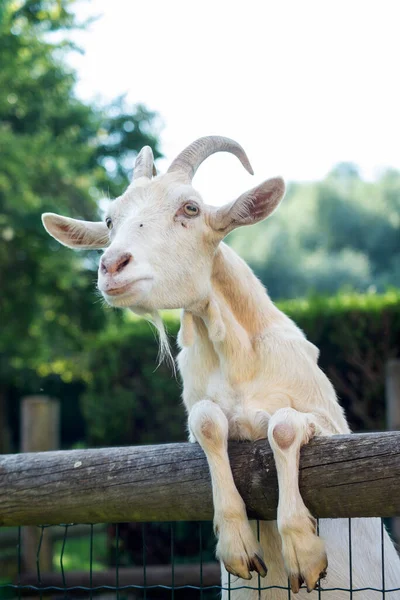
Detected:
left=268, top=407, right=331, bottom=594
left=189, top=399, right=267, bottom=580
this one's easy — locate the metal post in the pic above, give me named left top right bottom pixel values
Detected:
left=385, top=359, right=400, bottom=543
left=20, top=396, right=60, bottom=573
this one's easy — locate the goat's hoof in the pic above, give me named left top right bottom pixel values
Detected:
left=304, top=557, right=328, bottom=593
left=288, top=556, right=328, bottom=593
left=290, top=574, right=304, bottom=594
left=217, top=519, right=267, bottom=581
left=225, top=560, right=252, bottom=580
left=224, top=552, right=267, bottom=580
left=249, top=553, right=268, bottom=578
left=319, top=567, right=327, bottom=581
left=281, top=515, right=328, bottom=594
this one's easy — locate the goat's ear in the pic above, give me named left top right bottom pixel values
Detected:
left=42, top=213, right=109, bottom=249
left=210, top=177, right=285, bottom=236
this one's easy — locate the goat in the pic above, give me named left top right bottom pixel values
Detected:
left=42, top=136, right=400, bottom=598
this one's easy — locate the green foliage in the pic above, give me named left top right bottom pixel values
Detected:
left=0, top=0, right=162, bottom=451
left=3, top=2, right=400, bottom=454
left=53, top=529, right=108, bottom=572
left=79, top=292, right=400, bottom=446
left=228, top=166, right=400, bottom=299
left=280, top=290, right=400, bottom=431
left=81, top=315, right=185, bottom=446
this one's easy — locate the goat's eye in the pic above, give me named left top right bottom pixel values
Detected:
left=183, top=203, right=199, bottom=217
left=106, top=217, right=113, bottom=230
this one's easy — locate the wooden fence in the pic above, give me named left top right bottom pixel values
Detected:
left=1, top=431, right=400, bottom=526
left=1, top=367, right=400, bottom=596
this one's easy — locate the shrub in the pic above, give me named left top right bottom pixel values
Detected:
left=280, top=290, right=400, bottom=431
left=81, top=315, right=184, bottom=446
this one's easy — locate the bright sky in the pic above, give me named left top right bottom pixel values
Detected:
left=69, top=0, right=400, bottom=206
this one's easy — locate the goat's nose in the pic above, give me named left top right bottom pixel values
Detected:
left=100, top=252, right=133, bottom=275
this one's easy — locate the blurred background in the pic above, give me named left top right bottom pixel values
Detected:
left=1, top=0, right=400, bottom=593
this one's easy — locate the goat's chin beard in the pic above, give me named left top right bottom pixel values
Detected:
left=103, top=293, right=164, bottom=312
left=106, top=296, right=141, bottom=309
left=104, top=293, right=151, bottom=310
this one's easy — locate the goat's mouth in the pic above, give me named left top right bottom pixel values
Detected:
left=105, top=283, right=134, bottom=296
left=101, top=277, right=154, bottom=303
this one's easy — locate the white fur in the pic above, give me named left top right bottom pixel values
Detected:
left=42, top=140, right=400, bottom=597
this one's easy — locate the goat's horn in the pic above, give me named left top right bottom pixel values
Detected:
left=167, top=136, right=254, bottom=181
left=133, top=146, right=155, bottom=180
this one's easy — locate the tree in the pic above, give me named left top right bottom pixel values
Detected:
left=0, top=0, right=162, bottom=452
left=228, top=164, right=400, bottom=300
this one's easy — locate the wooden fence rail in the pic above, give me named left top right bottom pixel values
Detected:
left=0, top=432, right=400, bottom=527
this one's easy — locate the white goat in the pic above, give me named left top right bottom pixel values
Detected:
left=42, top=136, right=400, bottom=598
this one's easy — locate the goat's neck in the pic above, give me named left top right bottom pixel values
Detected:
left=183, top=243, right=285, bottom=383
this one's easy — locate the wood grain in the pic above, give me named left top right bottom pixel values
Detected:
left=0, top=432, right=399, bottom=526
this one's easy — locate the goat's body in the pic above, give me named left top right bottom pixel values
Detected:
left=178, top=243, right=400, bottom=596
left=222, top=519, right=400, bottom=598
left=179, top=244, right=348, bottom=440
left=44, top=134, right=400, bottom=596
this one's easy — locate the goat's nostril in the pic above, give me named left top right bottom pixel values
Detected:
left=101, top=252, right=133, bottom=276
left=116, top=253, right=133, bottom=273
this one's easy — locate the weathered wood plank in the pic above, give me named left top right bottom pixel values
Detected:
left=20, top=396, right=60, bottom=573
left=0, top=432, right=399, bottom=526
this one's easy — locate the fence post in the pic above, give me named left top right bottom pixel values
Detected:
left=386, top=360, right=400, bottom=430
left=20, top=396, right=60, bottom=573
left=0, top=390, right=11, bottom=454
left=385, top=359, right=400, bottom=543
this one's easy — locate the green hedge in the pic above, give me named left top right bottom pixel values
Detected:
left=279, top=291, right=400, bottom=431
left=81, top=316, right=183, bottom=446
left=80, top=291, right=400, bottom=446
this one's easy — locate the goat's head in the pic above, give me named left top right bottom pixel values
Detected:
left=42, top=136, right=285, bottom=314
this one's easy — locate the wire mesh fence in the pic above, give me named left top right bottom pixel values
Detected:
left=1, top=519, right=400, bottom=598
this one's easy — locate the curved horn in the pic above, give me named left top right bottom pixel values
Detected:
left=167, top=136, right=254, bottom=182
left=133, top=146, right=155, bottom=180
